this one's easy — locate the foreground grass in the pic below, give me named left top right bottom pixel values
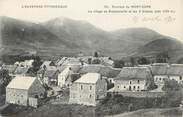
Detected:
left=1, top=104, right=95, bottom=117
left=0, top=95, right=5, bottom=106
left=106, top=107, right=183, bottom=117
left=1, top=92, right=182, bottom=117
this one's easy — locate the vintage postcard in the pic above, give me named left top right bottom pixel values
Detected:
left=0, top=0, right=183, bottom=117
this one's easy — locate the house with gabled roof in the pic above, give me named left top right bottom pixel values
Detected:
left=69, top=73, right=107, bottom=106
left=58, top=66, right=80, bottom=88
left=14, top=66, right=29, bottom=77
left=55, top=57, right=67, bottom=66
left=151, top=63, right=169, bottom=85
left=167, top=64, right=183, bottom=84
left=6, top=76, right=45, bottom=107
left=113, top=67, right=153, bottom=92
left=43, top=68, right=59, bottom=86
left=79, top=64, right=121, bottom=77
left=40, top=61, right=55, bottom=70
left=79, top=64, right=121, bottom=84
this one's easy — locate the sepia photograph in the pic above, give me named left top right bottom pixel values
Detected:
left=0, top=0, right=183, bottom=116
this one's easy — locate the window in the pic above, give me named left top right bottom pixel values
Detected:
left=137, top=86, right=140, bottom=91
left=129, top=86, right=131, bottom=91
left=97, top=95, right=99, bottom=99
left=129, top=81, right=132, bottom=84
left=90, top=86, right=92, bottom=90
left=133, top=86, right=136, bottom=90
left=81, top=85, right=83, bottom=90
left=137, top=80, right=140, bottom=84
left=117, top=86, right=119, bottom=89
left=89, top=94, right=92, bottom=98
left=35, top=95, right=39, bottom=98
left=124, top=86, right=126, bottom=88
left=159, top=78, right=161, bottom=81
left=180, top=76, right=182, bottom=80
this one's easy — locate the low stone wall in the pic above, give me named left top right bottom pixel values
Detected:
left=109, top=91, right=165, bottom=98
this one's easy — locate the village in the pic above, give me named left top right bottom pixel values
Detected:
left=0, top=52, right=183, bottom=117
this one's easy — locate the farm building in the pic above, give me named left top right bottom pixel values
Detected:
left=6, top=76, right=45, bottom=107
left=69, top=73, right=107, bottom=106
left=113, top=67, right=154, bottom=92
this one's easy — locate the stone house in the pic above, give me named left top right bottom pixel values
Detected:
left=69, top=73, right=107, bottom=106
left=57, top=66, right=80, bottom=88
left=151, top=63, right=169, bottom=85
left=79, top=64, right=121, bottom=84
left=40, top=61, right=55, bottom=70
left=43, top=69, right=59, bottom=86
left=14, top=60, right=34, bottom=68
left=58, top=67, right=73, bottom=87
left=167, top=64, right=183, bottom=84
left=61, top=57, right=83, bottom=69
left=113, top=67, right=153, bottom=92
left=17, top=60, right=34, bottom=68
left=6, top=76, right=45, bottom=107
left=100, top=57, right=114, bottom=67
left=14, top=66, right=29, bottom=77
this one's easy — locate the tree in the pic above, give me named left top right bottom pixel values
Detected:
left=0, top=69, right=11, bottom=94
left=92, top=59, right=101, bottom=64
left=130, top=57, right=135, bottom=66
left=27, top=56, right=42, bottom=76
left=94, top=51, right=99, bottom=57
left=114, top=60, right=124, bottom=68
left=163, top=79, right=182, bottom=91
left=156, top=51, right=170, bottom=63
left=176, top=58, right=183, bottom=64
left=109, top=57, right=112, bottom=60
left=88, top=58, right=92, bottom=64
left=137, top=57, right=150, bottom=65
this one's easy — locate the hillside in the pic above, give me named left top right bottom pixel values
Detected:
left=0, top=16, right=183, bottom=59
left=42, top=17, right=176, bottom=57
left=0, top=16, right=77, bottom=56
left=138, top=38, right=183, bottom=53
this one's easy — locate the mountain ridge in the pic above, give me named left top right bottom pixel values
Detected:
left=0, top=16, right=183, bottom=60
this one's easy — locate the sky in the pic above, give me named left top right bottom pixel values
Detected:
left=0, top=0, right=183, bottom=41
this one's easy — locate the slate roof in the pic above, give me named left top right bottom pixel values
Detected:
left=40, top=61, right=53, bottom=68
left=151, top=64, right=169, bottom=75
left=62, top=58, right=81, bottom=66
left=75, top=73, right=100, bottom=84
left=167, top=64, right=183, bottom=76
left=44, top=69, right=59, bottom=79
left=79, top=65, right=121, bottom=78
left=7, top=76, right=36, bottom=90
left=115, top=67, right=152, bottom=80
left=79, top=65, right=101, bottom=74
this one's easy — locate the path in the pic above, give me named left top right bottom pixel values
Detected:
left=0, top=103, right=9, bottom=112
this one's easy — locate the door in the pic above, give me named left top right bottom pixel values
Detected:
left=129, top=86, right=131, bottom=91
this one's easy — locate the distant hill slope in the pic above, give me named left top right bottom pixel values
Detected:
left=136, top=38, right=183, bottom=62
left=42, top=17, right=177, bottom=57
left=138, top=38, right=183, bottom=54
left=0, top=16, right=183, bottom=59
left=0, top=16, right=78, bottom=56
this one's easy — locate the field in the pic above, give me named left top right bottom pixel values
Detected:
left=106, top=107, right=183, bottom=117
